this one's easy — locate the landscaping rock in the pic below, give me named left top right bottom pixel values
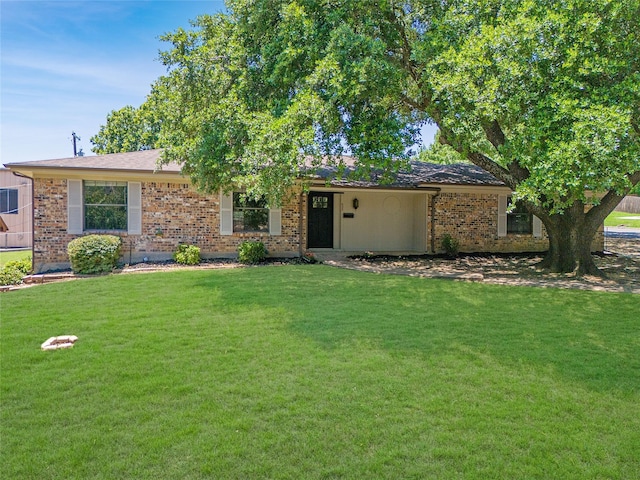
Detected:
left=41, top=335, right=78, bottom=351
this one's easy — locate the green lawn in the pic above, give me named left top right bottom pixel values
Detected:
left=2, top=266, right=639, bottom=479
left=0, top=248, right=31, bottom=267
left=606, top=211, right=640, bottom=228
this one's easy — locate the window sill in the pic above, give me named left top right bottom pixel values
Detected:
left=232, top=231, right=271, bottom=236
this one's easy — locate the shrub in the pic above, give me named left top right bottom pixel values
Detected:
left=67, top=235, right=122, bottom=274
left=173, top=244, right=201, bottom=265
left=441, top=234, right=460, bottom=257
left=238, top=241, right=267, bottom=264
left=0, top=256, right=32, bottom=286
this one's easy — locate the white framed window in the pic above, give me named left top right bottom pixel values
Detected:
left=233, top=193, right=269, bottom=232
left=506, top=197, right=532, bottom=234
left=220, top=191, right=281, bottom=236
left=0, top=188, right=18, bottom=214
left=498, top=195, right=542, bottom=238
left=84, top=181, right=128, bottom=231
left=67, top=180, right=141, bottom=235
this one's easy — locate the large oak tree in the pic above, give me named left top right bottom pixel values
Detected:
left=98, top=0, right=640, bottom=275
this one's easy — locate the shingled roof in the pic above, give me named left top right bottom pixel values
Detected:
left=5, top=149, right=504, bottom=188
left=315, top=160, right=504, bottom=188
left=4, top=149, right=180, bottom=173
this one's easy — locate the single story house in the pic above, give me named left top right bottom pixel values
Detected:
left=0, top=168, right=33, bottom=248
left=4, top=149, right=603, bottom=273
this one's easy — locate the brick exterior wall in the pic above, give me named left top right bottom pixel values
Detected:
left=31, top=179, right=604, bottom=272
left=32, top=179, right=301, bottom=272
left=431, top=192, right=604, bottom=254
left=132, top=182, right=301, bottom=259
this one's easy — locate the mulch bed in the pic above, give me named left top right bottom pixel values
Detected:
left=331, top=237, right=639, bottom=293
left=10, top=236, right=639, bottom=294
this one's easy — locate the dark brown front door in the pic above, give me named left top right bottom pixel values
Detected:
left=308, top=192, right=334, bottom=248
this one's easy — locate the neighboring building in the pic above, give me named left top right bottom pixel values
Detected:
left=614, top=195, right=640, bottom=214
left=4, top=149, right=603, bottom=273
left=0, top=168, right=32, bottom=248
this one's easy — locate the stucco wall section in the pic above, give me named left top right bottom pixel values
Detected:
left=32, top=179, right=301, bottom=272
left=0, top=169, right=32, bottom=248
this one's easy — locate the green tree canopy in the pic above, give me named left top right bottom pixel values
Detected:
left=91, top=105, right=159, bottom=154
left=97, top=0, right=640, bottom=274
left=416, top=131, right=469, bottom=164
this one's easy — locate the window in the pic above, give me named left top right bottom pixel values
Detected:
left=312, top=195, right=329, bottom=209
left=507, top=197, right=532, bottom=234
left=84, top=181, right=128, bottom=230
left=233, top=193, right=269, bottom=232
left=0, top=188, right=18, bottom=214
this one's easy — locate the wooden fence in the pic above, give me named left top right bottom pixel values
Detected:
left=615, top=195, right=640, bottom=213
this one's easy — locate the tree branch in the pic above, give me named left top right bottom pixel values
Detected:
left=386, top=6, right=419, bottom=84
left=481, top=119, right=505, bottom=149
left=467, top=152, right=520, bottom=190
left=507, top=161, right=530, bottom=182
left=435, top=125, right=520, bottom=189
left=385, top=5, right=435, bottom=114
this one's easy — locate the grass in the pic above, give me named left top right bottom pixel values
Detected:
left=2, top=266, right=639, bottom=479
left=606, top=210, right=640, bottom=228
left=0, top=248, right=31, bottom=267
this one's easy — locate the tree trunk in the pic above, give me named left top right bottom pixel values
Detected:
left=537, top=202, right=602, bottom=276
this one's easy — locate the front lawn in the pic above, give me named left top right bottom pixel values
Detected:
left=2, top=266, right=639, bottom=479
left=0, top=248, right=31, bottom=267
left=606, top=211, right=640, bottom=228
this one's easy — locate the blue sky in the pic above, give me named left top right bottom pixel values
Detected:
left=1, top=0, right=225, bottom=163
left=1, top=0, right=436, bottom=164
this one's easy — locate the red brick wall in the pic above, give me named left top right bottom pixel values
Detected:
left=432, top=192, right=604, bottom=253
left=132, top=182, right=301, bottom=258
left=31, top=179, right=604, bottom=272
left=33, top=179, right=73, bottom=270
left=32, top=179, right=301, bottom=272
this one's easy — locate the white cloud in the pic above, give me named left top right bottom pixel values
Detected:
left=4, top=51, right=165, bottom=97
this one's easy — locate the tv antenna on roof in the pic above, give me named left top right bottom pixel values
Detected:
left=71, top=131, right=84, bottom=157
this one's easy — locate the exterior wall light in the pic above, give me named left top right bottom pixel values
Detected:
left=352, top=198, right=359, bottom=210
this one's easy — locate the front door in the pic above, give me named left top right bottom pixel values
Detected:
left=308, top=192, right=334, bottom=248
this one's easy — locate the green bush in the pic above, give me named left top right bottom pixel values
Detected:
left=0, top=256, right=32, bottom=286
left=441, top=234, right=460, bottom=257
left=238, top=241, right=267, bottom=264
left=67, top=235, right=122, bottom=274
left=173, top=244, right=201, bottom=265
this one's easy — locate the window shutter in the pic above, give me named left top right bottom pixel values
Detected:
left=67, top=179, right=83, bottom=234
left=127, top=182, right=142, bottom=234
left=220, top=191, right=233, bottom=235
left=497, top=195, right=507, bottom=237
left=532, top=215, right=542, bottom=238
left=269, top=208, right=282, bottom=236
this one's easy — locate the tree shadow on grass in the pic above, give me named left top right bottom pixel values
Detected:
left=214, top=266, right=640, bottom=396
left=191, top=265, right=640, bottom=394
